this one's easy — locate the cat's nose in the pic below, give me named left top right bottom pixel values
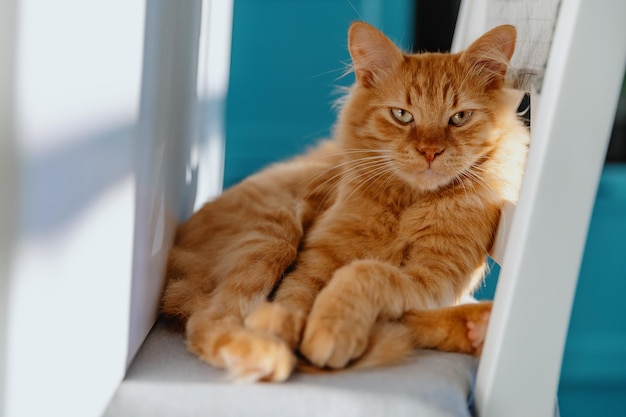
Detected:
left=417, top=146, right=445, bottom=164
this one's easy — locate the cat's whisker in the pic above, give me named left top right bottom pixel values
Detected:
left=338, top=157, right=394, bottom=199
left=301, top=128, right=333, bottom=141
left=309, top=168, right=350, bottom=209
left=459, top=167, right=499, bottom=197
left=331, top=156, right=394, bottom=184
left=299, top=165, right=343, bottom=200
left=307, top=66, right=348, bottom=81
left=459, top=166, right=486, bottom=185
left=466, top=162, right=504, bottom=182
left=354, top=161, right=396, bottom=193
left=341, top=160, right=393, bottom=191
left=452, top=172, right=471, bottom=203
left=344, top=163, right=395, bottom=202
left=373, top=165, right=400, bottom=200
left=298, top=153, right=388, bottom=195
left=300, top=155, right=395, bottom=205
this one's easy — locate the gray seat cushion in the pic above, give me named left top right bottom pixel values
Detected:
left=105, top=321, right=477, bottom=417
left=104, top=318, right=478, bottom=417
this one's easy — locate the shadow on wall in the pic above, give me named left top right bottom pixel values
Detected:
left=21, top=125, right=135, bottom=237
left=18, top=91, right=226, bottom=238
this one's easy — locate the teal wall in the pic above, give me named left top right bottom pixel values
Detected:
left=225, top=0, right=414, bottom=187
left=558, top=165, right=626, bottom=417
left=224, top=1, right=626, bottom=415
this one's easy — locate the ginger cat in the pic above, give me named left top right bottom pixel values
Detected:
left=162, top=22, right=528, bottom=382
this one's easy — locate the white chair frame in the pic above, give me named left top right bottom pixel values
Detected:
left=454, top=1, right=626, bottom=416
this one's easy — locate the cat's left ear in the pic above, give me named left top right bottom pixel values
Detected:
left=461, top=25, right=517, bottom=87
left=348, top=22, right=404, bottom=88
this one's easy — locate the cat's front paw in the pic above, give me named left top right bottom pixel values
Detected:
left=218, top=329, right=296, bottom=382
left=244, top=301, right=306, bottom=348
left=299, top=311, right=370, bottom=369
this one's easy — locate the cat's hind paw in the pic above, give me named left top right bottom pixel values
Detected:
left=466, top=308, right=491, bottom=356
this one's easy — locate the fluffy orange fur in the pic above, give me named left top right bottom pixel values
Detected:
left=162, top=22, right=528, bottom=382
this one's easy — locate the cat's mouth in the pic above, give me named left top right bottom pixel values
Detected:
left=398, top=166, right=453, bottom=191
left=419, top=168, right=450, bottom=183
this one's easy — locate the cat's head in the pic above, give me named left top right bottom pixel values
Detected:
left=337, top=22, right=519, bottom=193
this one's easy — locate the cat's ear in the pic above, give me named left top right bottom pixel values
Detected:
left=461, top=25, right=517, bottom=87
left=348, top=22, right=404, bottom=88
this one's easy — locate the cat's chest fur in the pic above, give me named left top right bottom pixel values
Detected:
left=303, top=188, right=470, bottom=268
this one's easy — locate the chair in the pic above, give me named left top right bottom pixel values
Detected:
left=453, top=0, right=626, bottom=415
left=104, top=1, right=626, bottom=416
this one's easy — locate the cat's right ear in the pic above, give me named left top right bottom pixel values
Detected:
left=461, top=25, right=517, bottom=88
left=348, top=22, right=404, bottom=88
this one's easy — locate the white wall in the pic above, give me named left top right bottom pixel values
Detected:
left=4, top=1, right=145, bottom=416
left=0, top=0, right=18, bottom=414
left=1, top=1, right=232, bottom=416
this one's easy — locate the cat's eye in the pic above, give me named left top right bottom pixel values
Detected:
left=449, top=111, right=473, bottom=127
left=391, top=108, right=414, bottom=124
